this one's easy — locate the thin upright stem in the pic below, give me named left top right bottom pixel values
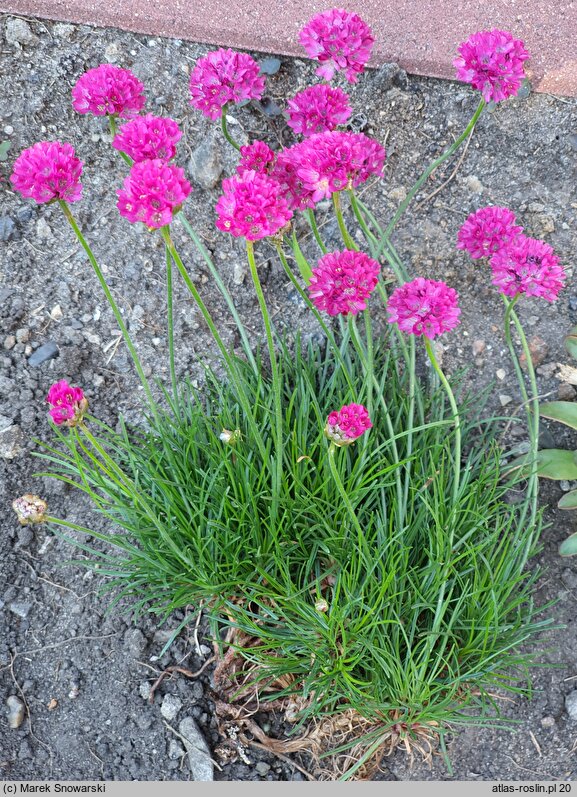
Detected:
left=246, top=239, right=283, bottom=521
left=332, top=192, right=357, bottom=251
left=107, top=115, right=133, bottom=166
left=58, top=200, right=156, bottom=410
left=165, top=242, right=177, bottom=401
left=328, top=442, right=365, bottom=541
left=220, top=105, right=241, bottom=151
left=305, top=209, right=327, bottom=254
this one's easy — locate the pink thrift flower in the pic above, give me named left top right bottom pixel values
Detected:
left=238, top=140, right=275, bottom=174
left=325, top=403, right=372, bottom=446
left=189, top=48, right=266, bottom=120
left=387, top=278, right=461, bottom=339
left=287, top=84, right=352, bottom=137
left=215, top=170, right=293, bottom=240
left=490, top=236, right=566, bottom=302
left=453, top=30, right=529, bottom=103
left=457, top=206, right=523, bottom=259
left=271, top=144, right=316, bottom=211
left=46, top=379, right=88, bottom=427
left=72, top=65, right=145, bottom=118
left=112, top=114, right=182, bottom=163
left=308, top=250, right=380, bottom=316
left=10, top=141, right=83, bottom=204
left=299, top=8, right=374, bottom=83
left=117, top=159, right=192, bottom=229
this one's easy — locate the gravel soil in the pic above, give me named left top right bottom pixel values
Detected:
left=1, top=13, right=577, bottom=782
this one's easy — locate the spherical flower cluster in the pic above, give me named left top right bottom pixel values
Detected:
left=238, top=140, right=275, bottom=175
left=12, top=494, right=48, bottom=526
left=299, top=8, right=375, bottom=83
left=117, top=159, right=192, bottom=228
left=189, top=48, right=266, bottom=120
left=325, top=403, right=372, bottom=446
left=453, top=30, right=529, bottom=103
left=215, top=169, right=293, bottom=240
left=46, top=379, right=88, bottom=426
left=112, top=114, right=182, bottom=163
left=457, top=206, right=523, bottom=259
left=287, top=84, right=352, bottom=137
left=72, top=65, right=146, bottom=118
left=10, top=141, right=83, bottom=204
left=272, top=131, right=385, bottom=208
left=308, top=250, right=380, bottom=316
left=387, top=278, right=461, bottom=339
left=490, top=236, right=566, bottom=302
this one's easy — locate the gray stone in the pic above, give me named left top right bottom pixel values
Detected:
left=168, top=739, right=185, bottom=760
left=260, top=57, right=281, bottom=75
left=0, top=414, right=12, bottom=430
left=160, top=693, right=182, bottom=721
left=259, top=97, right=282, bottom=117
left=189, top=133, right=223, bottom=190
left=565, top=690, right=577, bottom=721
left=256, top=762, right=270, bottom=776
left=16, top=527, right=34, bottom=547
left=9, top=601, right=32, bottom=619
left=124, top=627, right=147, bottom=658
left=569, top=134, right=577, bottom=152
left=562, top=568, right=577, bottom=590
left=178, top=717, right=213, bottom=781
left=28, top=341, right=59, bottom=366
left=6, top=695, right=25, bottom=729
left=0, top=424, right=23, bottom=459
left=5, top=18, right=37, bottom=47
left=53, top=23, right=75, bottom=39
left=0, top=216, right=16, bottom=241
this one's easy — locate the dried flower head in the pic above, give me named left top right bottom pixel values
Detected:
left=308, top=250, right=380, bottom=316
left=453, top=30, right=529, bottom=103
left=457, top=206, right=523, bottom=259
left=189, top=48, right=266, bottom=120
left=13, top=494, right=48, bottom=526
left=490, top=236, right=566, bottom=302
left=238, top=140, right=275, bottom=175
left=72, top=64, right=146, bottom=118
left=219, top=429, right=242, bottom=445
left=387, top=278, right=461, bottom=339
left=325, top=403, right=372, bottom=446
left=10, top=141, right=83, bottom=204
left=215, top=169, right=293, bottom=240
left=287, top=84, right=352, bottom=137
left=112, top=114, right=182, bottom=163
left=117, top=159, right=192, bottom=229
left=46, top=379, right=88, bottom=427
left=299, top=8, right=375, bottom=83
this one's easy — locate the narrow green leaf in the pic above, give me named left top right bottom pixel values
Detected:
left=0, top=140, right=11, bottom=162
left=539, top=401, right=577, bottom=430
left=559, top=532, right=577, bottom=556
left=291, top=230, right=312, bottom=283
left=558, top=489, right=577, bottom=510
left=565, top=325, right=577, bottom=360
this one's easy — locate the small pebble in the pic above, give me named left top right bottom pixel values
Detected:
left=233, top=262, right=247, bottom=285
left=9, top=601, right=32, bottom=619
left=160, top=694, right=183, bottom=721
left=4, top=335, right=15, bottom=350
left=179, top=718, right=213, bottom=781
left=255, top=762, right=270, bottom=776
left=28, top=341, right=59, bottom=366
left=124, top=628, right=147, bottom=658
left=465, top=175, right=483, bottom=194
left=5, top=18, right=37, bottom=46
left=472, top=339, right=486, bottom=356
left=561, top=569, right=577, bottom=590
left=569, top=134, right=577, bottom=151
left=139, top=681, right=152, bottom=701
left=565, top=690, right=577, bottom=721
left=558, top=383, right=576, bottom=401
left=540, top=715, right=556, bottom=729
left=0, top=216, right=16, bottom=242
left=260, top=57, right=281, bottom=75
left=0, top=424, right=24, bottom=459
left=499, top=395, right=513, bottom=407
left=189, top=132, right=223, bottom=190
left=6, top=695, right=25, bottom=729
left=496, top=369, right=506, bottom=380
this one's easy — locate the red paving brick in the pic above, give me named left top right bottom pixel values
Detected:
left=2, top=0, right=576, bottom=95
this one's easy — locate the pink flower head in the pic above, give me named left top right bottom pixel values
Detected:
left=112, top=114, right=182, bottom=163
left=387, top=278, right=461, bottom=339
left=273, top=131, right=385, bottom=207
left=117, top=159, right=192, bottom=229
left=287, top=84, right=352, bottom=137
left=215, top=170, right=293, bottom=240
left=10, top=141, right=83, bottom=204
left=453, top=30, right=529, bottom=103
left=238, top=140, right=275, bottom=175
left=457, top=206, right=523, bottom=259
left=299, top=8, right=374, bottom=83
left=46, top=379, right=88, bottom=427
left=490, top=236, right=566, bottom=302
left=72, top=65, right=145, bottom=118
left=308, top=250, right=380, bottom=316
left=189, top=48, right=266, bottom=120
left=325, top=402, right=372, bottom=446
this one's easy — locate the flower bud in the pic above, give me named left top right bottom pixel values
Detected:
left=13, top=494, right=48, bottom=525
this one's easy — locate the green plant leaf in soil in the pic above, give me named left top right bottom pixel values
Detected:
left=508, top=448, right=577, bottom=481
left=539, top=401, right=577, bottom=431
left=36, top=332, right=550, bottom=732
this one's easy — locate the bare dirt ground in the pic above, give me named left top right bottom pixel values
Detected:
left=1, top=13, right=577, bottom=781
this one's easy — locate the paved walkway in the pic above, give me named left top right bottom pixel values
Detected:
left=2, top=0, right=576, bottom=95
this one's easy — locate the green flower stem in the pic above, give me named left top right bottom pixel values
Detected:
left=375, top=97, right=485, bottom=259
left=332, top=192, right=357, bottom=250
left=403, top=337, right=416, bottom=518
left=107, top=116, right=133, bottom=166
left=160, top=226, right=268, bottom=464
left=424, top=336, right=461, bottom=504
left=328, top=441, right=365, bottom=541
left=348, top=189, right=378, bottom=248
left=58, top=200, right=156, bottom=411
left=503, top=295, right=539, bottom=524
left=165, top=242, right=177, bottom=401
left=246, top=239, right=283, bottom=520
left=220, top=105, right=241, bottom=151
left=305, top=209, right=327, bottom=254
left=352, top=196, right=410, bottom=284
left=177, top=213, right=257, bottom=373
